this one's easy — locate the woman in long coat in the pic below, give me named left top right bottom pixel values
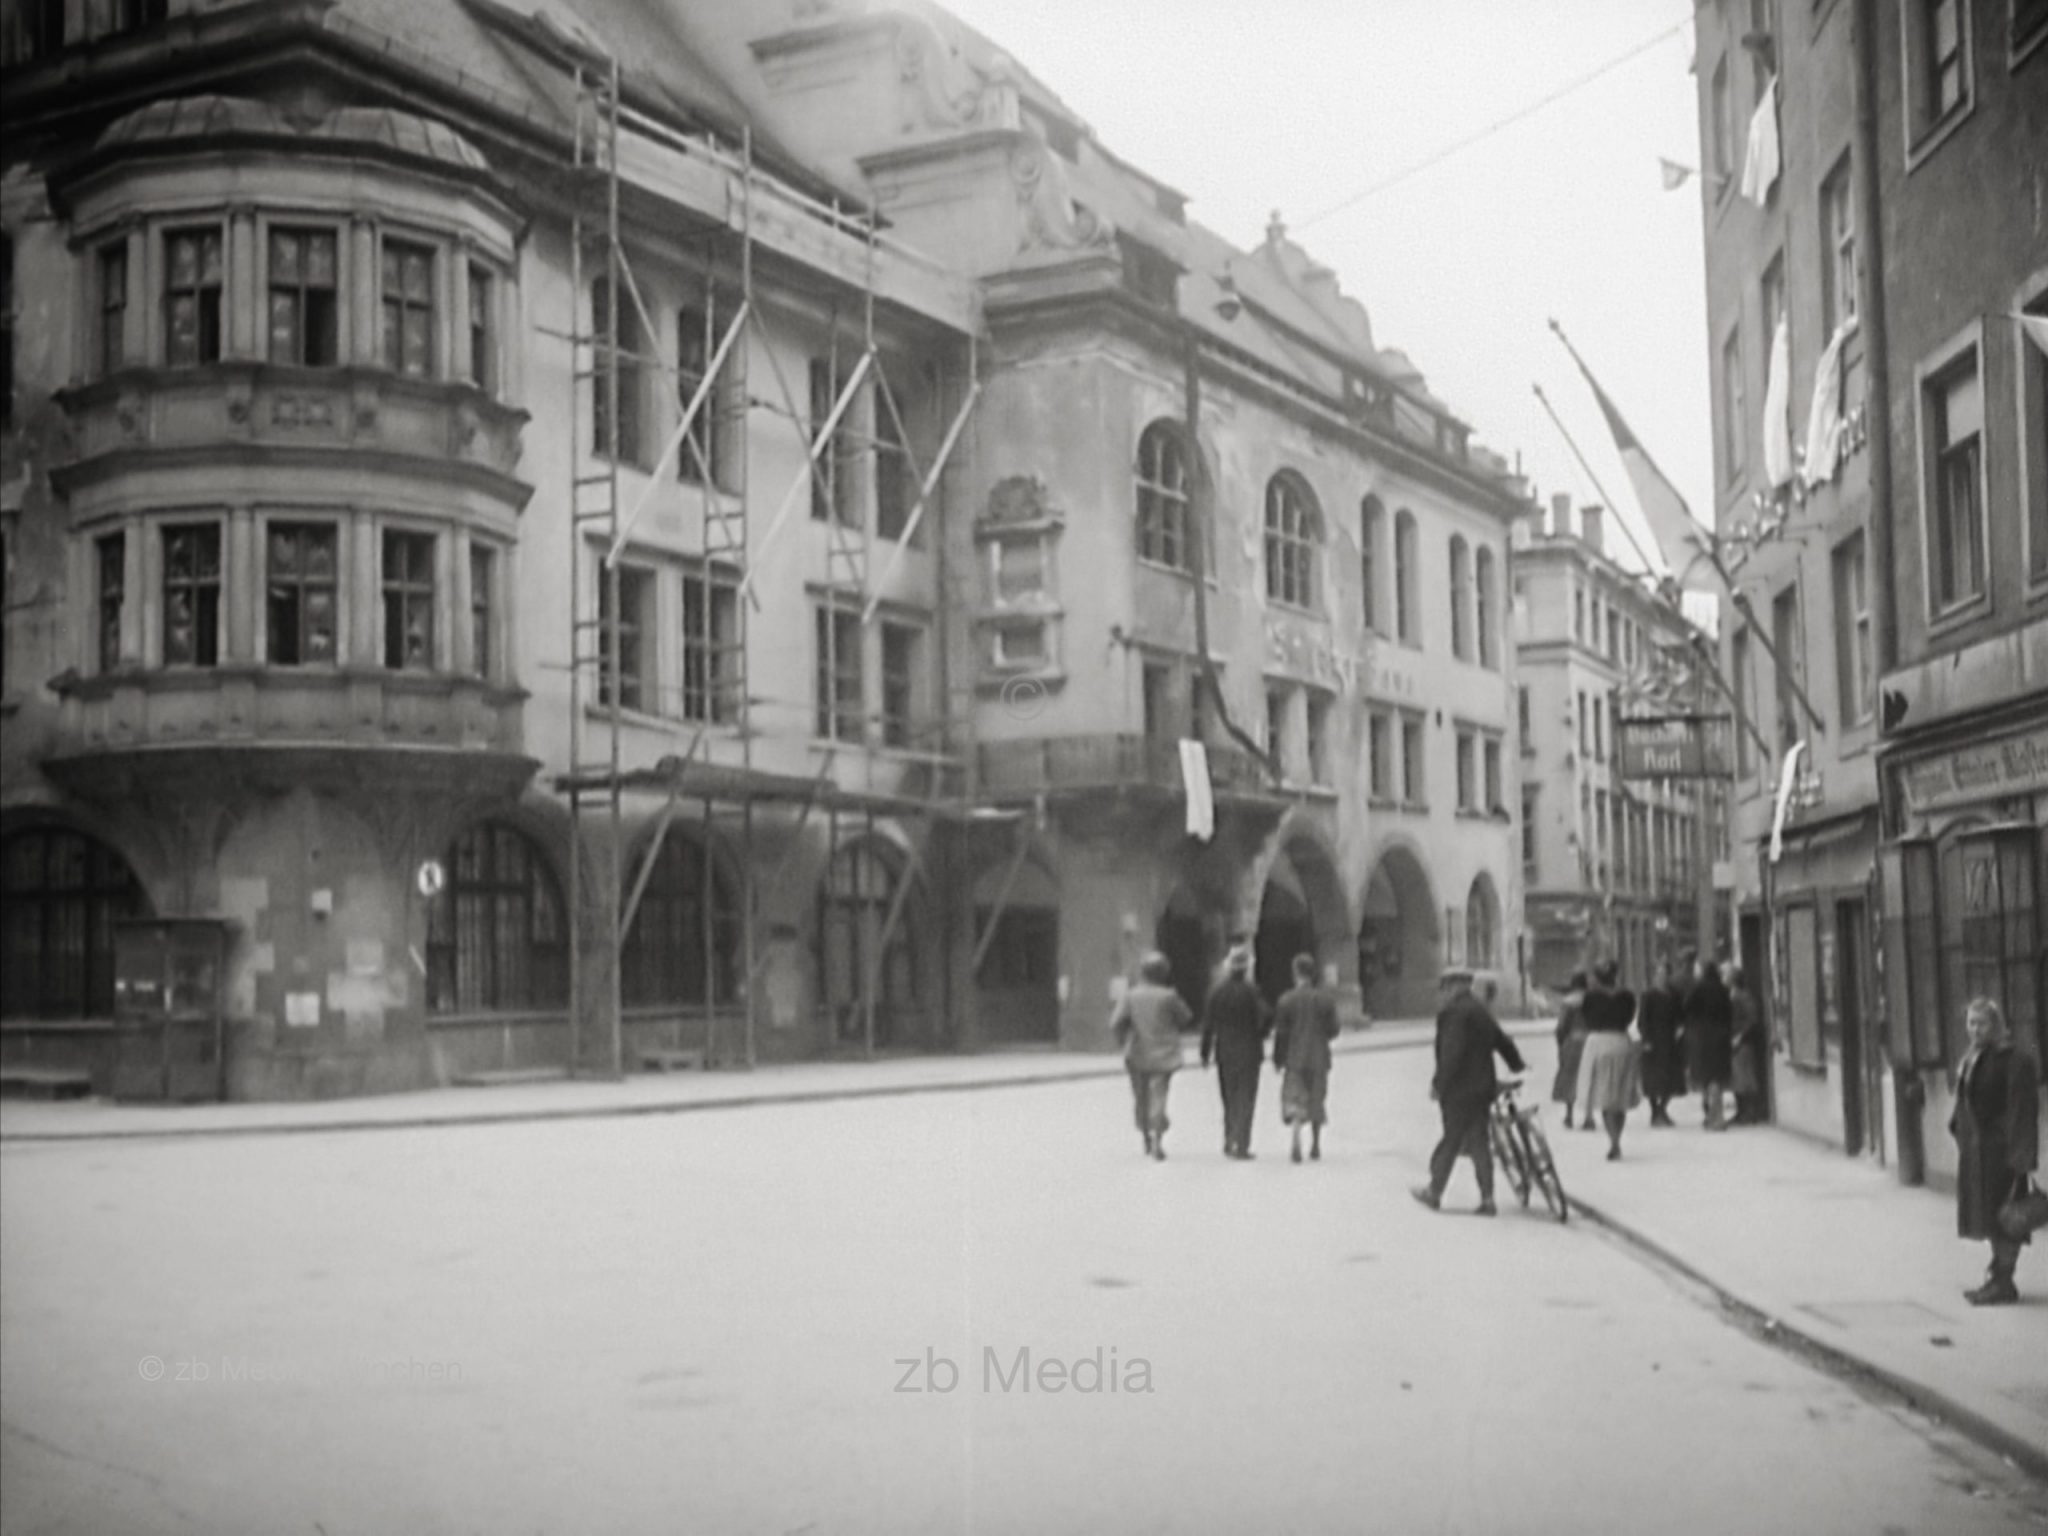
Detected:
left=1551, top=971, right=1590, bottom=1129
left=1950, top=997, right=2041, bottom=1306
left=1683, top=957, right=1733, bottom=1130
left=1638, top=960, right=1686, bottom=1126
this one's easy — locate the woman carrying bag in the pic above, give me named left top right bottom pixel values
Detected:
left=1950, top=997, right=2042, bottom=1307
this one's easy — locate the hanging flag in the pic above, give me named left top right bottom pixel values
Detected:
left=1179, top=738, right=1214, bottom=842
left=1556, top=331, right=1718, bottom=591
left=1801, top=318, right=1855, bottom=489
left=2020, top=313, right=2048, bottom=356
left=1658, top=157, right=1695, bottom=191
left=1739, top=78, right=1781, bottom=206
left=1769, top=740, right=1806, bottom=863
left=1763, top=314, right=1793, bottom=488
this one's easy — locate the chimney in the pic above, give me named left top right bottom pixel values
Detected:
left=1548, top=492, right=1570, bottom=538
left=1580, top=503, right=1605, bottom=554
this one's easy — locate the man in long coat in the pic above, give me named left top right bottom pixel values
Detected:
left=1951, top=998, right=2042, bottom=1305
left=1200, top=944, right=1270, bottom=1159
left=1638, top=960, right=1686, bottom=1127
left=1683, top=954, right=1733, bottom=1130
left=1413, top=969, right=1526, bottom=1215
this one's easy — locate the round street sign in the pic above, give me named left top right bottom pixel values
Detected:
left=417, top=859, right=446, bottom=898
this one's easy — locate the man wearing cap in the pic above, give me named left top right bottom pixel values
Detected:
left=1201, top=943, right=1271, bottom=1159
left=1413, top=968, right=1526, bottom=1215
left=1112, top=950, right=1193, bottom=1160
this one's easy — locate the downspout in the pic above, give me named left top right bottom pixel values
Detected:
left=1852, top=0, right=1897, bottom=685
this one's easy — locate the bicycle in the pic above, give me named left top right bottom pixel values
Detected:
left=1489, top=1078, right=1569, bottom=1223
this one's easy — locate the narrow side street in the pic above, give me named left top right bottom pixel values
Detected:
left=4, top=1038, right=2042, bottom=1536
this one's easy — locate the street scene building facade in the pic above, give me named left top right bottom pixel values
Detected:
left=1691, top=0, right=2046, bottom=1176
left=0, top=0, right=1527, bottom=1100
left=1513, top=494, right=1714, bottom=993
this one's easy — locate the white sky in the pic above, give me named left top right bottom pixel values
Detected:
left=936, top=0, right=1712, bottom=577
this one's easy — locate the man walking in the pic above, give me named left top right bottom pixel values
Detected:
left=1684, top=953, right=1734, bottom=1131
left=1273, top=953, right=1340, bottom=1164
left=1201, top=944, right=1270, bottom=1159
left=1112, top=951, right=1191, bottom=1161
left=1413, top=968, right=1526, bottom=1216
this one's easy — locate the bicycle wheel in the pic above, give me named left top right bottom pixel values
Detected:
left=1490, top=1105, right=1531, bottom=1207
left=1516, top=1113, right=1569, bottom=1223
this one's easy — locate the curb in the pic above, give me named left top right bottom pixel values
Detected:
left=3, top=1021, right=1541, bottom=1145
left=1567, top=1192, right=2048, bottom=1488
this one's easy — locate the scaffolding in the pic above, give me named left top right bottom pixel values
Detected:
left=555, top=46, right=992, bottom=1073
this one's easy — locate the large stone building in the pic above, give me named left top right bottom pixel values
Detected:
left=1, top=0, right=1528, bottom=1100
left=1513, top=495, right=1714, bottom=993
left=1690, top=0, right=2045, bottom=1173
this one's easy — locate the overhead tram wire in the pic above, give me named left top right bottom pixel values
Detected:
left=1295, top=11, right=1695, bottom=231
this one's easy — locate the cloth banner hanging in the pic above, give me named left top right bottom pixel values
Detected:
left=1770, top=740, right=1807, bottom=864
left=1180, top=739, right=1215, bottom=842
left=1763, top=314, right=1793, bottom=488
left=1800, top=319, right=1854, bottom=489
left=1740, top=79, right=1781, bottom=206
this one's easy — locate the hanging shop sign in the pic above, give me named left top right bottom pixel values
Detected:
left=1896, top=724, right=2048, bottom=816
left=1616, top=715, right=1734, bottom=780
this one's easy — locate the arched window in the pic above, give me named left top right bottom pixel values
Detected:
left=1475, top=546, right=1498, bottom=669
left=622, top=834, right=740, bottom=1007
left=1135, top=421, right=1192, bottom=571
left=819, top=838, right=920, bottom=1043
left=1264, top=472, right=1321, bottom=608
left=1360, top=496, right=1385, bottom=633
left=1394, top=510, right=1419, bottom=644
left=2, top=826, right=149, bottom=1019
left=1466, top=874, right=1500, bottom=969
left=1449, top=535, right=1471, bottom=660
left=426, top=821, right=566, bottom=1013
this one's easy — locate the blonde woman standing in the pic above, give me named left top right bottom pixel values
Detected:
left=1950, top=998, right=2041, bottom=1306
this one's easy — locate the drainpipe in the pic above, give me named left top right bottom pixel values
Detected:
left=1852, top=0, right=1896, bottom=683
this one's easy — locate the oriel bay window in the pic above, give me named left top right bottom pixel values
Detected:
left=267, top=227, right=339, bottom=367
left=163, top=226, right=222, bottom=366
left=467, top=263, right=494, bottom=391
left=265, top=522, right=338, bottom=665
left=381, top=239, right=435, bottom=377
left=98, top=241, right=127, bottom=375
left=382, top=529, right=436, bottom=671
left=469, top=543, right=497, bottom=680
left=97, top=531, right=124, bottom=672
left=426, top=821, right=567, bottom=1015
left=162, top=522, right=220, bottom=666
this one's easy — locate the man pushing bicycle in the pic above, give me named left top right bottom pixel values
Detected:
left=1412, top=969, right=1526, bottom=1217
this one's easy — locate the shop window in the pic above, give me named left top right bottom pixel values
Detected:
left=1263, top=472, right=1320, bottom=610
left=597, top=565, right=650, bottom=711
left=1, top=827, right=149, bottom=1020
left=381, top=529, right=435, bottom=671
left=976, top=907, right=1057, bottom=990
left=266, top=522, right=339, bottom=666
left=381, top=238, right=435, bottom=377
left=682, top=568, right=739, bottom=724
left=164, top=227, right=222, bottom=368
left=426, top=822, right=566, bottom=1014
left=267, top=227, right=339, bottom=367
left=819, top=839, right=919, bottom=1042
left=96, top=531, right=124, bottom=673
left=621, top=835, right=739, bottom=1008
left=1136, top=421, right=1192, bottom=572
left=162, top=522, right=220, bottom=667
left=1924, top=348, right=1986, bottom=615
left=815, top=604, right=862, bottom=742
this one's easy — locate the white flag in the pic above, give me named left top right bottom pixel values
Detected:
left=1739, top=79, right=1781, bottom=206
left=1769, top=741, right=1806, bottom=864
left=1763, top=315, right=1793, bottom=488
left=1180, top=739, right=1214, bottom=843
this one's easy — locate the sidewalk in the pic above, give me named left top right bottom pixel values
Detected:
left=0, top=1016, right=1480, bottom=1144
left=1541, top=1084, right=2048, bottom=1484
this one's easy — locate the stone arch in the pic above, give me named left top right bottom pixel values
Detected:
left=1465, top=870, right=1502, bottom=971
left=817, top=832, right=926, bottom=1049
left=0, top=815, right=153, bottom=1020
left=1154, top=880, right=1216, bottom=1020
left=1252, top=820, right=1352, bottom=1005
left=620, top=822, right=743, bottom=1009
left=972, top=849, right=1061, bottom=1044
left=1358, top=838, right=1440, bottom=1019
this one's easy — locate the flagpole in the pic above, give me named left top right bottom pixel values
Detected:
left=1547, top=318, right=1828, bottom=741
left=1531, top=382, right=1665, bottom=576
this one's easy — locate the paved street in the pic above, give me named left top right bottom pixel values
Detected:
left=3, top=1040, right=2044, bottom=1536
